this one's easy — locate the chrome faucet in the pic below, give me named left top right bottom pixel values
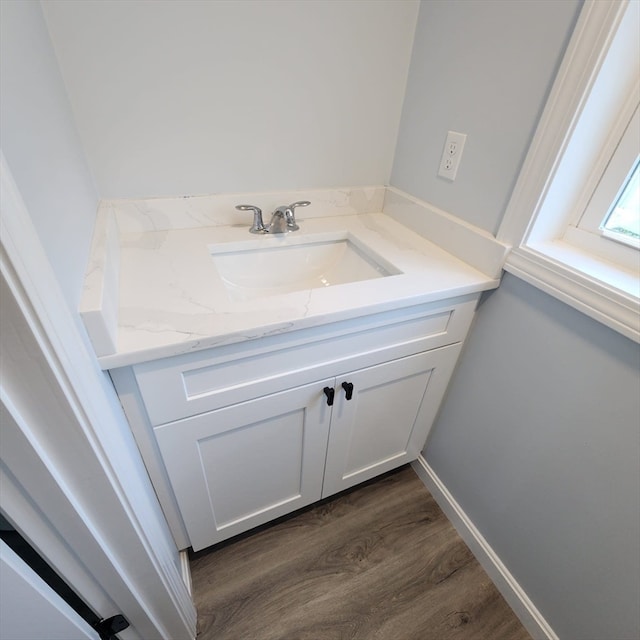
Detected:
left=235, top=201, right=310, bottom=234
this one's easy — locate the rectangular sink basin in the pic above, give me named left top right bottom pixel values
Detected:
left=209, top=233, right=401, bottom=301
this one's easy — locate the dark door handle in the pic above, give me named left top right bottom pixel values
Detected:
left=341, top=381, right=354, bottom=400
left=323, top=386, right=335, bottom=406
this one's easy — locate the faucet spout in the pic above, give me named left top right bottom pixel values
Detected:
left=268, top=206, right=297, bottom=233
left=270, top=200, right=310, bottom=233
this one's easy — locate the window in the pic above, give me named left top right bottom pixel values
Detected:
left=498, top=0, right=640, bottom=343
left=602, top=160, right=639, bottom=245
left=565, top=104, right=640, bottom=265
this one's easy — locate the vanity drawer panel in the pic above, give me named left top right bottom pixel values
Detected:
left=133, top=296, right=477, bottom=426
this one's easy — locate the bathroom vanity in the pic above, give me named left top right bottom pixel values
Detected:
left=81, top=187, right=507, bottom=551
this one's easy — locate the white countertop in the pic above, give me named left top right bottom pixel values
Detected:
left=96, top=212, right=500, bottom=369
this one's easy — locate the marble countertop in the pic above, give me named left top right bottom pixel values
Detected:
left=95, top=212, right=500, bottom=369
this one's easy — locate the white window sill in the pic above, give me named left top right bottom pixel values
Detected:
left=563, top=226, right=640, bottom=271
left=505, top=242, right=640, bottom=342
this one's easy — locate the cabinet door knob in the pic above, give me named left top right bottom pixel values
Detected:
left=341, top=381, right=354, bottom=400
left=323, top=386, right=335, bottom=406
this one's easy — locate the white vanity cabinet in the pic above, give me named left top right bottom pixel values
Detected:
left=153, top=346, right=457, bottom=550
left=110, top=296, right=477, bottom=551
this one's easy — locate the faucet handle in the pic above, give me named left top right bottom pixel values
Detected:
left=235, top=204, right=266, bottom=234
left=289, top=200, right=311, bottom=211
left=285, top=200, right=310, bottom=231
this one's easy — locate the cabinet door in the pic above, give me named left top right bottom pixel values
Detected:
left=155, top=379, right=333, bottom=551
left=322, top=345, right=459, bottom=497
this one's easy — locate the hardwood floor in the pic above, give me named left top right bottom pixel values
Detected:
left=190, top=465, right=532, bottom=640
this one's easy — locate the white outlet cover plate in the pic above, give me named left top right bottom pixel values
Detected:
left=438, top=131, right=467, bottom=181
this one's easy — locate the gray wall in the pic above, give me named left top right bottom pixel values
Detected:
left=391, top=0, right=580, bottom=234
left=392, top=1, right=640, bottom=638
left=0, top=0, right=98, bottom=311
left=41, top=0, right=418, bottom=198
left=429, top=275, right=640, bottom=639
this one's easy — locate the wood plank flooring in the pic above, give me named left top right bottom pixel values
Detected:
left=190, top=465, right=532, bottom=640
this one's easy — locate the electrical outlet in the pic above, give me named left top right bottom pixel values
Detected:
left=438, top=131, right=467, bottom=181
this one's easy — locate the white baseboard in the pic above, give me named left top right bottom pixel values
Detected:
left=411, top=455, right=558, bottom=640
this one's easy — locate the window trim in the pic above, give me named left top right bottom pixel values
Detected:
left=498, top=0, right=640, bottom=343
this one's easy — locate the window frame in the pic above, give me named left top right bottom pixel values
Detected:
left=498, top=0, right=640, bottom=343
left=567, top=104, right=639, bottom=265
